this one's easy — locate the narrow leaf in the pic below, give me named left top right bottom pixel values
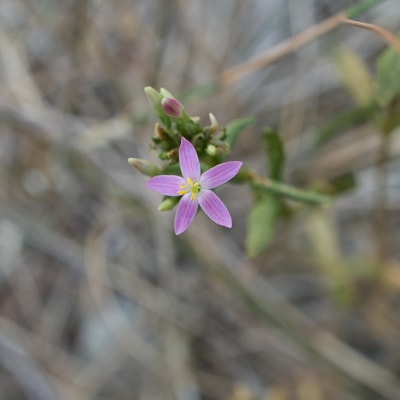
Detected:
left=376, top=42, right=400, bottom=107
left=246, top=195, right=280, bottom=257
left=335, top=47, right=374, bottom=107
left=345, top=0, right=383, bottom=19
left=327, top=173, right=356, bottom=195
left=225, top=117, right=254, bottom=147
left=263, top=129, right=285, bottom=180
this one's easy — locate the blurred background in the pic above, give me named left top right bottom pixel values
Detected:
left=1, top=0, right=400, bottom=399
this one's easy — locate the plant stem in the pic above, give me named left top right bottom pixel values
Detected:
left=220, top=11, right=347, bottom=85
left=251, top=177, right=331, bottom=205
left=220, top=0, right=384, bottom=85
left=344, top=18, right=400, bottom=54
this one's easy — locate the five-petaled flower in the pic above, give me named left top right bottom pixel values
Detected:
left=146, top=137, right=242, bottom=235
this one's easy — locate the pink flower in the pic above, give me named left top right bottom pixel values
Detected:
left=146, top=137, right=242, bottom=235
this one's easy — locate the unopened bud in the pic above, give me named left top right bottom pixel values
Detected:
left=160, top=88, right=176, bottom=99
left=161, top=97, right=183, bottom=118
left=158, top=196, right=179, bottom=211
left=210, top=140, right=229, bottom=153
left=144, top=87, right=163, bottom=110
left=206, top=144, right=218, bottom=156
left=158, top=152, right=169, bottom=160
left=128, top=158, right=161, bottom=177
left=209, top=113, right=219, bottom=134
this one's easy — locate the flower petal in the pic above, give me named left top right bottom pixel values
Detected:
left=179, top=137, right=200, bottom=180
left=200, top=161, right=242, bottom=189
left=145, top=175, right=185, bottom=196
left=198, top=190, right=232, bottom=228
left=174, top=194, right=198, bottom=235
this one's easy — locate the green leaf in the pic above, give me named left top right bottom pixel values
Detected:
left=327, top=173, right=356, bottom=195
left=376, top=42, right=400, bottom=107
left=225, top=117, right=254, bottom=147
left=263, top=129, right=285, bottom=180
left=345, top=0, right=383, bottom=19
left=246, top=195, right=279, bottom=258
left=335, top=47, right=374, bottom=107
left=305, top=210, right=355, bottom=305
left=381, top=97, right=400, bottom=134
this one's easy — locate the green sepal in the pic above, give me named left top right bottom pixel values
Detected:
left=127, top=158, right=161, bottom=177
left=158, top=196, right=180, bottom=211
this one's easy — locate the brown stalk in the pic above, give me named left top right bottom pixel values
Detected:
left=344, top=18, right=400, bottom=54
left=220, top=11, right=347, bottom=86
left=221, top=13, right=400, bottom=86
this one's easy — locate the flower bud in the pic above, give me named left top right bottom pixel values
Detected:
left=209, top=113, right=219, bottom=134
left=158, top=152, right=169, bottom=160
left=161, top=97, right=183, bottom=118
left=158, top=196, right=179, bottom=211
left=144, top=86, right=164, bottom=117
left=160, top=88, right=176, bottom=99
left=144, top=87, right=163, bottom=111
left=206, top=144, right=218, bottom=156
left=128, top=158, right=161, bottom=177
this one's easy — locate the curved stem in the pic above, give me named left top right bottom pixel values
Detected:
left=220, top=11, right=347, bottom=85
left=220, top=0, right=385, bottom=86
left=344, top=19, right=400, bottom=54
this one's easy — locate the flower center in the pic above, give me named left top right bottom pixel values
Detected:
left=177, top=177, right=201, bottom=200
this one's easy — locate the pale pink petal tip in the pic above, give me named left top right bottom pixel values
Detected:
left=179, top=137, right=200, bottom=180
left=200, top=161, right=242, bottom=189
left=198, top=190, right=232, bottom=228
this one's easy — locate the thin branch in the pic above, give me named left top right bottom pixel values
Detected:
left=344, top=18, right=400, bottom=54
left=220, top=11, right=347, bottom=86
left=220, top=0, right=394, bottom=86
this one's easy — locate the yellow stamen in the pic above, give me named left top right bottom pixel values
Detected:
left=177, top=177, right=201, bottom=199
left=177, top=182, right=188, bottom=195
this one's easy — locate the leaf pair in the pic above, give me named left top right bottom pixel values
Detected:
left=246, top=130, right=284, bottom=258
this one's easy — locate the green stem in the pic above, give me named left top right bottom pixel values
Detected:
left=346, top=0, right=384, bottom=19
left=236, top=167, right=331, bottom=205
left=252, top=178, right=331, bottom=205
